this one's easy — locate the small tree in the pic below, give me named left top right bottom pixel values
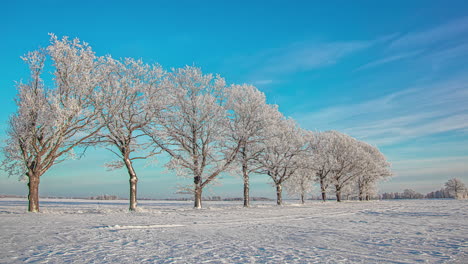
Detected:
left=253, top=118, right=308, bottom=205
left=445, top=178, right=467, bottom=199
left=284, top=167, right=314, bottom=204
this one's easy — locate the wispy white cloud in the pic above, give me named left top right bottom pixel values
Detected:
left=239, top=36, right=395, bottom=81
left=354, top=50, right=423, bottom=72
left=423, top=42, right=468, bottom=70
left=252, top=79, right=275, bottom=85
left=346, top=113, right=468, bottom=146
left=354, top=18, right=468, bottom=73
left=391, top=156, right=468, bottom=178
left=294, top=74, right=468, bottom=146
left=389, top=16, right=468, bottom=49
left=260, top=40, right=372, bottom=74
left=390, top=138, right=468, bottom=157
left=225, top=34, right=402, bottom=85
left=392, top=156, right=468, bottom=166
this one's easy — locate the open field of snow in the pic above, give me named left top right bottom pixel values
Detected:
left=1, top=198, right=467, bottom=263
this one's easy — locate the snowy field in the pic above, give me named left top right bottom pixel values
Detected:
left=1, top=198, right=467, bottom=263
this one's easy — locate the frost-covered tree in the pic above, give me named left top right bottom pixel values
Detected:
left=284, top=167, right=314, bottom=204
left=144, top=66, right=240, bottom=208
left=310, top=132, right=334, bottom=202
left=226, top=84, right=280, bottom=207
left=354, top=141, right=392, bottom=201
left=253, top=118, right=308, bottom=205
left=96, top=57, right=166, bottom=211
left=324, top=131, right=360, bottom=202
left=355, top=174, right=377, bottom=201
left=1, top=35, right=105, bottom=212
left=402, top=189, right=424, bottom=199
left=425, top=188, right=450, bottom=199
left=445, top=178, right=467, bottom=199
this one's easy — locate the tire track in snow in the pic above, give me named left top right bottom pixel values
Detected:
left=96, top=211, right=356, bottom=231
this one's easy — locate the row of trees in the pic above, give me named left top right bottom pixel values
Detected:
left=0, top=35, right=392, bottom=212
left=381, top=189, right=425, bottom=199
left=283, top=131, right=392, bottom=203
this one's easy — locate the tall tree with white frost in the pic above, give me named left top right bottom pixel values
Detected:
left=354, top=141, right=392, bottom=201
left=144, top=66, right=240, bottom=208
left=254, top=118, right=308, bottom=205
left=0, top=35, right=105, bottom=212
left=96, top=57, right=166, bottom=211
left=445, top=178, right=467, bottom=199
left=310, top=132, right=335, bottom=202
left=226, top=84, right=280, bottom=207
left=325, top=131, right=360, bottom=202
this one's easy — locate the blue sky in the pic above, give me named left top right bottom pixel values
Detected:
left=1, top=0, right=467, bottom=198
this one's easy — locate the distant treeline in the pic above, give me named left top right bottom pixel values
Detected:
left=0, top=194, right=274, bottom=202
left=89, top=195, right=120, bottom=200
left=381, top=179, right=468, bottom=200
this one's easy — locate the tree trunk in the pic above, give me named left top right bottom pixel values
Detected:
left=276, top=184, right=283, bottom=206
left=321, top=192, right=327, bottom=202
left=242, top=156, right=250, bottom=207
left=243, top=172, right=250, bottom=207
left=124, top=158, right=138, bottom=211
left=359, top=188, right=363, bottom=201
left=320, top=177, right=326, bottom=202
left=366, top=194, right=370, bottom=201
left=300, top=192, right=305, bottom=204
left=193, top=173, right=203, bottom=208
left=27, top=173, right=40, bottom=212
left=335, top=185, right=341, bottom=202
left=194, top=186, right=202, bottom=209
left=129, top=176, right=138, bottom=211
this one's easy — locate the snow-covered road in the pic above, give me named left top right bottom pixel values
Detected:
left=1, top=198, right=467, bottom=263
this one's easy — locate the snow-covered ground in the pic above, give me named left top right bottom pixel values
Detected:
left=1, top=198, right=467, bottom=263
